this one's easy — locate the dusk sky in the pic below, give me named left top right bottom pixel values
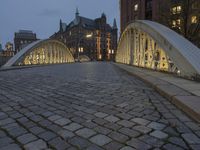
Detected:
left=0, top=0, right=119, bottom=47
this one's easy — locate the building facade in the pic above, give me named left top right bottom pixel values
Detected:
left=51, top=9, right=118, bottom=61
left=14, top=30, right=38, bottom=53
left=120, top=0, right=200, bottom=47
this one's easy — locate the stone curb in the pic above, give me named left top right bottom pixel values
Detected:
left=114, top=63, right=200, bottom=123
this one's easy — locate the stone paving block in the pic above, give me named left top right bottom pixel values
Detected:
left=17, top=133, right=37, bottom=144
left=182, top=133, right=200, bottom=144
left=117, top=120, right=135, bottom=127
left=0, top=130, right=6, bottom=138
left=94, top=126, right=112, bottom=135
left=190, top=144, right=200, bottom=150
left=75, top=128, right=96, bottom=138
left=108, top=131, right=129, bottom=143
left=38, top=131, right=57, bottom=141
left=48, top=115, right=62, bottom=121
left=119, top=127, right=141, bottom=138
left=69, top=136, right=91, bottom=149
left=117, top=102, right=129, bottom=108
left=131, top=118, right=150, bottom=126
left=64, top=122, right=83, bottom=131
left=150, top=130, right=168, bottom=139
left=104, top=115, right=120, bottom=123
left=54, top=118, right=71, bottom=126
left=104, top=141, right=124, bottom=150
left=116, top=113, right=132, bottom=120
left=0, top=137, right=14, bottom=147
left=0, top=118, right=15, bottom=126
left=8, top=127, right=28, bottom=137
left=1, top=144, right=21, bottom=150
left=139, top=135, right=164, bottom=148
left=90, top=134, right=112, bottom=146
left=93, top=118, right=108, bottom=125
left=29, top=126, right=45, bottom=135
left=82, top=121, right=98, bottom=129
left=120, top=146, right=136, bottom=150
left=94, top=112, right=109, bottom=118
left=57, top=129, right=75, bottom=140
left=127, top=138, right=152, bottom=150
left=24, top=139, right=47, bottom=150
left=169, top=137, right=188, bottom=149
left=133, top=125, right=152, bottom=134
left=162, top=143, right=184, bottom=150
left=48, top=137, right=70, bottom=150
left=147, top=122, right=166, bottom=130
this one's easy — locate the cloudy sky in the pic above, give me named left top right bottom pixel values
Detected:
left=0, top=0, right=119, bottom=47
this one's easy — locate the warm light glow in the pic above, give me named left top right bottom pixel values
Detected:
left=191, top=16, right=197, bottom=24
left=172, top=5, right=182, bottom=14
left=86, top=33, right=93, bottom=38
left=79, top=47, right=84, bottom=52
left=134, top=4, right=138, bottom=11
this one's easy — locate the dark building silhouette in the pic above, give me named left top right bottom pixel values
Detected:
left=51, top=9, right=118, bottom=61
left=120, top=0, right=200, bottom=47
left=14, top=30, right=37, bottom=53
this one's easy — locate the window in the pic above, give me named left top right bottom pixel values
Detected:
left=192, top=2, right=199, bottom=9
left=134, top=4, right=138, bottom=11
left=172, top=5, right=182, bottom=14
left=172, top=19, right=181, bottom=29
left=177, top=19, right=181, bottom=25
left=191, top=16, right=197, bottom=24
left=177, top=6, right=181, bottom=13
left=172, top=20, right=176, bottom=27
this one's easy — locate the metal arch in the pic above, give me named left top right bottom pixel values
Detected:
left=116, top=20, right=200, bottom=78
left=3, top=39, right=75, bottom=67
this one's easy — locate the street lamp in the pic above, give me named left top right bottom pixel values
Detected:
left=77, top=33, right=93, bottom=62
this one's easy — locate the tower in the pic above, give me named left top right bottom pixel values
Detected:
left=59, top=19, right=63, bottom=32
left=76, top=7, right=79, bottom=18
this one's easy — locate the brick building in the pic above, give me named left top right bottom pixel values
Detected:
left=14, top=30, right=38, bottom=53
left=51, top=9, right=118, bottom=61
left=120, top=0, right=200, bottom=47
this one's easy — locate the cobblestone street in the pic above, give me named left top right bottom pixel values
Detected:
left=0, top=62, right=200, bottom=150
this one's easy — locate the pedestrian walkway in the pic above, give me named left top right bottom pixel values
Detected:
left=0, top=62, right=200, bottom=150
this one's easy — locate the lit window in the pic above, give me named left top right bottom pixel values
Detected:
left=172, top=5, right=182, bottom=14
left=172, top=20, right=176, bottom=27
left=177, top=19, right=181, bottom=25
left=172, top=7, right=177, bottom=14
left=134, top=4, right=138, bottom=11
left=177, top=6, right=182, bottom=13
left=191, top=16, right=197, bottom=24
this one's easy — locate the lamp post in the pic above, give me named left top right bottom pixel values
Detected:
left=77, top=33, right=93, bottom=62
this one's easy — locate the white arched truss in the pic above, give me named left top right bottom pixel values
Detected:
left=3, top=39, right=74, bottom=67
left=116, top=20, right=200, bottom=78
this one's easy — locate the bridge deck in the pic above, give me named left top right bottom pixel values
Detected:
left=0, top=62, right=200, bottom=150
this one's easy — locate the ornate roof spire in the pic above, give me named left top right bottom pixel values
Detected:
left=76, top=7, right=79, bottom=18
left=113, top=18, right=117, bottom=29
left=59, top=19, right=63, bottom=32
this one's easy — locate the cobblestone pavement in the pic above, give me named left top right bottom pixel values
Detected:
left=0, top=62, right=200, bottom=150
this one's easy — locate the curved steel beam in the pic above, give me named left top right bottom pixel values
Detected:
left=3, top=39, right=74, bottom=67
left=116, top=20, right=200, bottom=77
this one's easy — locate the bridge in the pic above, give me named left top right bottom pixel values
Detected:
left=0, top=21, right=200, bottom=150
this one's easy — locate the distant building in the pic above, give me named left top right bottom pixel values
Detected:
left=51, top=9, right=118, bottom=61
left=14, top=30, right=37, bottom=53
left=119, top=0, right=200, bottom=47
left=0, top=42, right=3, bottom=51
left=3, top=42, right=15, bottom=57
left=0, top=42, right=15, bottom=66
